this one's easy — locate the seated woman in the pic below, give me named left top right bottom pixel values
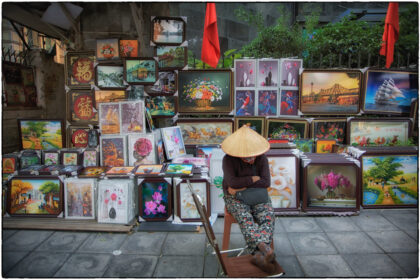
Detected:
left=221, top=125, right=278, bottom=273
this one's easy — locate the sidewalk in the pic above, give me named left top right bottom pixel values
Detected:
left=2, top=208, right=418, bottom=278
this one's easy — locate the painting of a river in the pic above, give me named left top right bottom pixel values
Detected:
left=19, top=120, right=63, bottom=150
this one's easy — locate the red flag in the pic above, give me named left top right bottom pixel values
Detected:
left=380, top=3, right=399, bottom=68
left=201, top=3, right=220, bottom=68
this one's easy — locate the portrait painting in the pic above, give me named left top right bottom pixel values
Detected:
left=128, top=134, right=156, bottom=166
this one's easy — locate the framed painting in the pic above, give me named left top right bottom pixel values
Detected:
left=100, top=135, right=127, bottom=167
left=151, top=16, right=186, bottom=45
left=42, top=150, right=59, bottom=166
left=266, top=151, right=299, bottom=212
left=19, top=152, right=41, bottom=169
left=332, top=144, right=348, bottom=154
left=258, top=59, right=279, bottom=87
left=138, top=178, right=172, bottom=221
left=7, top=176, right=63, bottom=217
left=234, top=117, right=265, bottom=136
left=235, top=90, right=255, bottom=116
left=280, top=89, right=299, bottom=116
left=145, top=71, right=177, bottom=95
left=79, top=166, right=108, bottom=178
left=68, top=91, right=98, bottom=124
left=128, top=133, right=156, bottom=166
left=294, top=138, right=314, bottom=153
left=94, top=90, right=126, bottom=109
left=176, top=178, right=210, bottom=222
left=362, top=70, right=418, bottom=115
left=315, top=139, right=337, bottom=153
left=156, top=46, right=187, bottom=70
left=99, top=102, right=121, bottom=135
left=147, top=95, right=177, bottom=117
left=311, top=118, right=347, bottom=144
left=120, top=100, right=146, bottom=134
left=135, top=164, right=163, bottom=175
left=160, top=126, right=187, bottom=160
left=300, top=69, right=362, bottom=115
left=265, top=118, right=309, bottom=141
left=145, top=108, right=155, bottom=131
left=178, top=70, right=233, bottom=114
left=82, top=149, right=99, bottom=167
left=65, top=51, right=96, bottom=89
left=67, top=126, right=89, bottom=148
left=361, top=153, right=418, bottom=208
left=164, top=163, right=194, bottom=176
left=208, top=147, right=226, bottom=214
left=124, top=57, right=158, bottom=84
left=157, top=139, right=165, bottom=164
left=64, top=178, right=96, bottom=219
left=61, top=150, right=80, bottom=166
left=119, top=39, right=139, bottom=58
left=128, top=85, right=145, bottom=100
left=257, top=89, right=278, bottom=116
left=279, top=58, right=302, bottom=87
left=235, top=59, right=256, bottom=87
left=96, top=38, right=120, bottom=61
left=106, top=166, right=135, bottom=177
left=347, top=118, right=411, bottom=146
left=18, top=119, right=64, bottom=150
left=176, top=119, right=233, bottom=146
left=2, top=154, right=18, bottom=174
left=95, top=64, right=125, bottom=89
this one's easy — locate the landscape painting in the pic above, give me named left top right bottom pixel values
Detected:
left=96, top=65, right=125, bottom=89
left=19, top=120, right=63, bottom=150
left=235, top=59, right=256, bottom=87
left=147, top=96, right=177, bottom=117
left=152, top=17, right=185, bottom=45
left=362, top=155, right=418, bottom=207
left=156, top=46, right=187, bottom=69
left=135, top=165, right=163, bottom=175
left=94, top=90, right=126, bottom=109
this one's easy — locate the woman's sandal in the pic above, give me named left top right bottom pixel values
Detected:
left=251, top=251, right=276, bottom=274
left=257, top=242, right=275, bottom=263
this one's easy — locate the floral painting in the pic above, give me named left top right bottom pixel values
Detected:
left=280, top=59, right=302, bottom=87
left=83, top=150, right=98, bottom=167
left=147, top=96, right=176, bottom=117
left=70, top=91, right=98, bottom=123
left=146, top=71, right=176, bottom=95
left=135, top=164, right=163, bottom=175
left=140, top=180, right=171, bottom=220
left=119, top=40, right=139, bottom=57
left=258, top=60, right=278, bottom=87
left=258, top=90, right=278, bottom=116
left=62, top=152, right=78, bottom=165
left=161, top=126, right=186, bottom=160
left=94, top=90, right=126, bottom=109
left=120, top=101, right=145, bottom=133
left=267, top=156, right=297, bottom=209
left=69, top=127, right=89, bottom=148
left=178, top=181, right=208, bottom=220
left=235, top=59, right=256, bottom=87
left=99, top=103, right=120, bottom=134
left=66, top=52, right=95, bottom=88
left=96, top=65, right=125, bottom=89
left=235, top=90, right=255, bottom=116
left=125, top=58, right=157, bottom=84
left=96, top=38, right=120, bottom=60
left=97, top=180, right=130, bottom=223
left=100, top=136, right=126, bottom=167
left=165, top=164, right=193, bottom=175
left=306, top=165, right=357, bottom=208
left=312, top=119, right=346, bottom=143
left=266, top=120, right=308, bottom=141
left=152, top=17, right=185, bottom=44
left=178, top=70, right=232, bottom=114
left=65, top=179, right=95, bottom=219
left=156, top=46, right=187, bottom=69
left=19, top=120, right=63, bottom=150
left=280, top=90, right=298, bottom=116
left=2, top=157, right=17, bottom=173
left=315, top=139, right=336, bottom=153
left=128, top=134, right=156, bottom=166
left=235, top=117, right=265, bottom=136
left=44, top=152, right=59, bottom=165
left=177, top=120, right=233, bottom=145
left=362, top=155, right=418, bottom=207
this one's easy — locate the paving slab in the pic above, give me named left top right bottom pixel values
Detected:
left=389, top=253, right=419, bottom=278
left=276, top=255, right=305, bottom=277
left=2, top=229, right=18, bottom=240
left=288, top=232, right=337, bottom=255
left=54, top=253, right=112, bottom=277
left=4, top=251, right=70, bottom=278
left=281, top=217, right=323, bottom=233
left=382, top=212, right=418, bottom=232
left=77, top=232, right=127, bottom=253
left=203, top=253, right=220, bottom=277
left=342, top=253, right=407, bottom=277
left=120, top=232, right=167, bottom=255
left=366, top=230, right=418, bottom=253
left=103, top=254, right=158, bottom=278
left=2, top=230, right=54, bottom=252
left=274, top=217, right=286, bottom=232
left=381, top=209, right=418, bottom=215
left=2, top=251, right=30, bottom=274
left=153, top=255, right=204, bottom=278
left=326, top=231, right=383, bottom=254
left=297, top=255, right=355, bottom=277
left=212, top=218, right=225, bottom=234
left=162, top=232, right=206, bottom=255
left=315, top=217, right=359, bottom=232
left=405, top=230, right=418, bottom=241
left=273, top=233, right=295, bottom=256
left=35, top=231, right=90, bottom=252
left=351, top=214, right=399, bottom=231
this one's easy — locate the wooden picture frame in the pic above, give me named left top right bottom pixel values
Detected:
left=105, top=166, right=135, bottom=177
left=279, top=58, right=302, bottom=87
left=95, top=64, right=126, bottom=90
left=18, top=119, right=65, bottom=150
left=64, top=51, right=96, bottom=89
left=96, top=38, right=120, bottom=61
left=99, top=102, right=121, bottom=135
left=134, top=164, right=164, bottom=176
left=147, top=95, right=177, bottom=118
left=155, top=46, right=187, bottom=70
left=315, top=139, right=337, bottom=153
left=311, top=118, right=347, bottom=144
left=145, top=71, right=177, bottom=96
left=2, top=154, right=19, bottom=174
left=160, top=126, right=187, bottom=160
left=176, top=178, right=210, bottom=222
left=234, top=59, right=256, bottom=88
left=127, top=133, right=156, bottom=166
left=235, top=90, right=256, bottom=116
left=42, top=150, right=60, bottom=166
left=82, top=148, right=99, bottom=167
left=347, top=118, right=411, bottom=147
left=151, top=16, right=186, bottom=45
left=124, top=57, right=158, bottom=85
left=257, top=89, right=278, bottom=116
left=19, top=151, right=41, bottom=169
left=64, top=178, right=96, bottom=219
left=257, top=59, right=279, bottom=87
left=67, top=90, right=98, bottom=124
left=234, top=117, right=265, bottom=136
left=67, top=126, right=89, bottom=148
left=100, top=135, right=127, bottom=167
left=176, top=118, right=233, bottom=146
left=119, top=39, right=139, bottom=58
left=60, top=150, right=81, bottom=166
left=120, top=100, right=146, bottom=134
left=178, top=70, right=233, bottom=114
left=94, top=89, right=126, bottom=109
left=300, top=69, right=362, bottom=115
left=265, top=118, right=309, bottom=141
left=7, top=176, right=63, bottom=217
left=362, top=69, right=418, bottom=115
left=138, top=177, right=172, bottom=221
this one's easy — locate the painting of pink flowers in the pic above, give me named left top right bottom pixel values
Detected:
left=140, top=180, right=171, bottom=220
left=257, top=60, right=278, bottom=87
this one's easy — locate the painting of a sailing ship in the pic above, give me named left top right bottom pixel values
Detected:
left=363, top=70, right=418, bottom=114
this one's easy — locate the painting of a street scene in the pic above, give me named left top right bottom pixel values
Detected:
left=300, top=71, right=361, bottom=114
left=125, top=59, right=157, bottom=84
left=362, top=155, right=418, bottom=207
left=65, top=179, right=95, bottom=219
left=9, top=178, right=62, bottom=216
left=19, top=120, right=63, bottom=149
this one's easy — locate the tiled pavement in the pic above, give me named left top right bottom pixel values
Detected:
left=2, top=208, right=418, bottom=278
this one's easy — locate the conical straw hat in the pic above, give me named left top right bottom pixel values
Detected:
left=221, top=125, right=270, bottom=157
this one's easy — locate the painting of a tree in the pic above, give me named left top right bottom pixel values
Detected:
left=11, top=180, right=33, bottom=205
left=365, top=157, right=403, bottom=184
left=25, top=121, right=48, bottom=137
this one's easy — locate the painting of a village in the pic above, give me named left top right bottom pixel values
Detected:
left=19, top=120, right=63, bottom=149
left=125, top=59, right=156, bottom=84
left=9, top=178, right=62, bottom=216
left=362, top=155, right=418, bottom=207
left=301, top=71, right=361, bottom=114
left=267, top=156, right=297, bottom=209
left=157, top=46, right=186, bottom=69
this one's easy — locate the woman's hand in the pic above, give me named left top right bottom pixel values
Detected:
left=252, top=176, right=260, bottom=183
left=228, top=187, right=246, bottom=195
